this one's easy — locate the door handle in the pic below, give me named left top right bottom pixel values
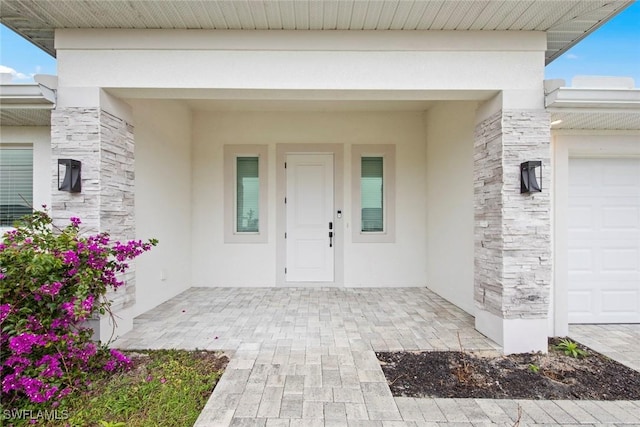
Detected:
left=329, top=222, right=334, bottom=247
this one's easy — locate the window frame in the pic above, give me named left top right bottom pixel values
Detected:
left=224, top=145, right=268, bottom=243
left=0, top=144, right=34, bottom=229
left=351, top=144, right=395, bottom=243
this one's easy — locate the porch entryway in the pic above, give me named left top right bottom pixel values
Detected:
left=114, top=287, right=500, bottom=425
left=112, top=287, right=640, bottom=425
left=113, top=287, right=498, bottom=352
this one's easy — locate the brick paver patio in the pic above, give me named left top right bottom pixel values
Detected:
left=114, top=287, right=640, bottom=426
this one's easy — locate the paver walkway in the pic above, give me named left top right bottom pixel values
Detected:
left=570, top=324, right=640, bottom=372
left=114, top=287, right=640, bottom=426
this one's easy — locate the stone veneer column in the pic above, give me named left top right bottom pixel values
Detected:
left=51, top=107, right=135, bottom=339
left=474, top=109, right=551, bottom=354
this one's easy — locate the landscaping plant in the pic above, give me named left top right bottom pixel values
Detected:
left=554, top=338, right=588, bottom=358
left=0, top=209, right=156, bottom=410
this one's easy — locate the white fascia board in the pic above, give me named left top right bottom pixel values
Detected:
left=55, top=29, right=546, bottom=52
left=546, top=87, right=640, bottom=110
left=0, top=84, right=54, bottom=109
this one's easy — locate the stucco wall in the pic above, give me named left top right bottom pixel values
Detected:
left=191, top=110, right=428, bottom=287
left=0, top=126, right=51, bottom=213
left=54, top=30, right=545, bottom=110
left=425, top=102, right=476, bottom=314
left=132, top=99, right=192, bottom=315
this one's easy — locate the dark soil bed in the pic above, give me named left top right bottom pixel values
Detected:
left=376, top=338, right=640, bottom=400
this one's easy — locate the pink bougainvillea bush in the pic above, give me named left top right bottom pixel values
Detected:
left=0, top=210, right=156, bottom=407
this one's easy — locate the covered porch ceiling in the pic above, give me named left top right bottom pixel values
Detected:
left=0, top=0, right=633, bottom=64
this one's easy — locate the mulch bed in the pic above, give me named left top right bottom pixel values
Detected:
left=376, top=338, right=640, bottom=400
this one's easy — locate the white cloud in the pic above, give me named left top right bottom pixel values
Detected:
left=566, top=54, right=579, bottom=60
left=0, top=65, right=33, bottom=82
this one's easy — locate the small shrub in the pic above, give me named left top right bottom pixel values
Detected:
left=0, top=209, right=156, bottom=408
left=555, top=338, right=588, bottom=358
left=528, top=363, right=540, bottom=373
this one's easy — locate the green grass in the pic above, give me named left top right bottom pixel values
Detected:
left=64, top=350, right=226, bottom=427
left=0, top=350, right=227, bottom=427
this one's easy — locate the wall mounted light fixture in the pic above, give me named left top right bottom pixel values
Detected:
left=58, top=159, right=81, bottom=193
left=520, top=161, right=542, bottom=194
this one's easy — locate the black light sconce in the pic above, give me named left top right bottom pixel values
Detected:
left=58, top=159, right=82, bottom=193
left=520, top=161, right=542, bottom=194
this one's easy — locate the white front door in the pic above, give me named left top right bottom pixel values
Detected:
left=286, top=154, right=334, bottom=282
left=568, top=157, right=640, bottom=323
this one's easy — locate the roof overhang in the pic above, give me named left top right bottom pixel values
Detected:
left=546, top=77, right=640, bottom=130
left=0, top=81, right=55, bottom=126
left=0, top=0, right=633, bottom=64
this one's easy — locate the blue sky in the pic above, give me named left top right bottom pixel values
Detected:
left=1, top=2, right=639, bottom=84
left=545, top=1, right=640, bottom=84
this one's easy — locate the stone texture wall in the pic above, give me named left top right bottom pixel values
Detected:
left=474, top=109, right=551, bottom=319
left=51, top=108, right=101, bottom=232
left=51, top=107, right=136, bottom=313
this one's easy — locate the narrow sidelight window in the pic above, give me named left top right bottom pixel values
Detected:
left=0, top=146, right=33, bottom=227
left=236, top=157, right=259, bottom=233
left=361, top=156, right=383, bottom=232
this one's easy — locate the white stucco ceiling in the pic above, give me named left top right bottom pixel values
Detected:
left=0, top=0, right=632, bottom=64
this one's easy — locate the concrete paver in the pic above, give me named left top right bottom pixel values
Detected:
left=570, top=324, right=640, bottom=371
left=114, top=287, right=640, bottom=426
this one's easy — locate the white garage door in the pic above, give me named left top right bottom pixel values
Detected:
left=568, top=157, right=640, bottom=324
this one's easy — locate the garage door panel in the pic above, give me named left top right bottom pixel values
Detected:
left=568, top=157, right=640, bottom=324
left=567, top=291, right=592, bottom=314
left=568, top=248, right=593, bottom=271
left=602, top=248, right=638, bottom=272
left=602, top=206, right=639, bottom=229
left=568, top=162, right=594, bottom=188
left=603, top=161, right=640, bottom=187
left=568, top=206, right=593, bottom=230
left=602, top=291, right=638, bottom=313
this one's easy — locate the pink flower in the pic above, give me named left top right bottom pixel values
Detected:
left=0, top=304, right=11, bottom=323
left=39, top=282, right=63, bottom=297
left=62, top=250, right=79, bottom=265
left=81, top=295, right=95, bottom=312
left=9, top=333, right=46, bottom=355
left=61, top=301, right=76, bottom=318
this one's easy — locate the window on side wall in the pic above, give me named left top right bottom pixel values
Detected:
left=224, top=145, right=268, bottom=243
left=352, top=145, right=395, bottom=243
left=0, top=145, right=33, bottom=227
left=236, top=157, right=259, bottom=233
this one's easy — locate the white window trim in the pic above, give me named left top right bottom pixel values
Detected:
left=224, top=145, right=268, bottom=243
left=351, top=144, right=395, bottom=243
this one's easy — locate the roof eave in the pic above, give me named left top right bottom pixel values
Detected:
left=545, top=1, right=634, bottom=65
left=0, top=84, right=54, bottom=109
left=546, top=87, right=640, bottom=111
